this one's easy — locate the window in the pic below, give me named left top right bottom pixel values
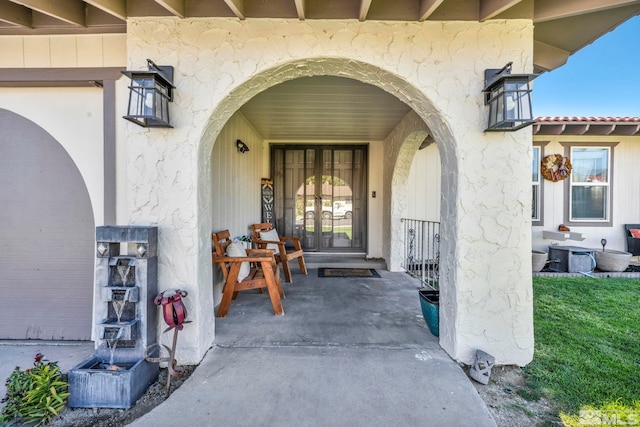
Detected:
left=569, top=147, right=610, bottom=222
left=532, top=143, right=546, bottom=225
left=532, top=147, right=540, bottom=221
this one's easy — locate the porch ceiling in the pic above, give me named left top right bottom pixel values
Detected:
left=239, top=76, right=412, bottom=141
left=1, top=1, right=639, bottom=73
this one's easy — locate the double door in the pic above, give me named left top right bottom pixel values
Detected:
left=271, top=145, right=367, bottom=252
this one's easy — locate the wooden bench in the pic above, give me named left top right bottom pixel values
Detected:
left=212, top=230, right=284, bottom=317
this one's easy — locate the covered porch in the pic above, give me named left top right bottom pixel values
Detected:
left=131, top=266, right=496, bottom=426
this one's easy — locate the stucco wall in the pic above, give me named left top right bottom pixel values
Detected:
left=124, top=17, right=535, bottom=365
left=532, top=135, right=640, bottom=253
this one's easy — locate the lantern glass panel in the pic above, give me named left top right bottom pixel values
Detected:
left=486, top=77, right=533, bottom=131
left=122, top=69, right=173, bottom=127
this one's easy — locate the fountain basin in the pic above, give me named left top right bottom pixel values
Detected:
left=68, top=355, right=158, bottom=408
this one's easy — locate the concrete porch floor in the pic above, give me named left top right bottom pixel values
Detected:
left=131, top=267, right=496, bottom=427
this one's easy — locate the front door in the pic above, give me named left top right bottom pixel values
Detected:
left=271, top=145, right=367, bottom=252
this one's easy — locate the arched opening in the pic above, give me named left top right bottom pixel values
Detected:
left=198, top=58, right=459, bottom=339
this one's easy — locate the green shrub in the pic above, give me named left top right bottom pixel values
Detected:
left=0, top=353, right=69, bottom=426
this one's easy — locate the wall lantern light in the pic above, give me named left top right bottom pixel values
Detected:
left=482, top=62, right=537, bottom=132
left=236, top=139, right=249, bottom=153
left=121, top=59, right=175, bottom=128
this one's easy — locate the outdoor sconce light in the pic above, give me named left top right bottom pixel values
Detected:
left=121, top=59, right=175, bottom=128
left=482, top=62, right=537, bottom=132
left=236, top=139, right=249, bottom=153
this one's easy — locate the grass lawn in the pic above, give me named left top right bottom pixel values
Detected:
left=524, top=277, right=640, bottom=426
left=303, top=225, right=352, bottom=239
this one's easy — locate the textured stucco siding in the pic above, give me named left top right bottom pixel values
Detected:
left=123, top=17, right=534, bottom=365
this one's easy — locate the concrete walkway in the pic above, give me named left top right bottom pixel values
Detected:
left=130, top=268, right=496, bottom=427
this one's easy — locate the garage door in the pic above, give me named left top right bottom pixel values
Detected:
left=0, top=108, right=94, bottom=340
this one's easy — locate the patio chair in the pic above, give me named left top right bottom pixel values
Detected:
left=624, top=224, right=640, bottom=256
left=212, top=230, right=284, bottom=317
left=251, top=222, right=308, bottom=283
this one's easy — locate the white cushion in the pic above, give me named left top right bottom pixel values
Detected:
left=226, top=241, right=250, bottom=282
left=259, top=229, right=280, bottom=255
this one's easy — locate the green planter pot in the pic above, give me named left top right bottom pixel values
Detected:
left=419, top=290, right=439, bottom=337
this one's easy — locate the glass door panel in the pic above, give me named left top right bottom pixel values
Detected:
left=302, top=149, right=316, bottom=249
left=272, top=145, right=367, bottom=252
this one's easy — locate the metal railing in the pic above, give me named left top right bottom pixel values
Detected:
left=401, top=218, right=440, bottom=289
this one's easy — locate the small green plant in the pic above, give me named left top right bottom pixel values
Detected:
left=516, top=380, right=543, bottom=401
left=0, top=353, right=70, bottom=426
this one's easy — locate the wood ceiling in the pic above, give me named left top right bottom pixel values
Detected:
left=1, top=0, right=639, bottom=72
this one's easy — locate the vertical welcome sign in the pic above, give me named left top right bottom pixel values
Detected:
left=261, top=178, right=274, bottom=224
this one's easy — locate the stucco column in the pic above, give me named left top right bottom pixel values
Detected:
left=383, top=111, right=430, bottom=271
left=122, top=122, right=215, bottom=365
left=439, top=131, right=534, bottom=366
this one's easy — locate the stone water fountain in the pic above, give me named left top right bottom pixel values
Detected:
left=68, top=226, right=159, bottom=408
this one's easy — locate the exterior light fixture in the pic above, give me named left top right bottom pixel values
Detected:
left=482, top=62, right=537, bottom=132
left=122, top=59, right=175, bottom=128
left=236, top=139, right=249, bottom=153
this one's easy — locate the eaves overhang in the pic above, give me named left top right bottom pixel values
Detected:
left=533, top=116, right=640, bottom=136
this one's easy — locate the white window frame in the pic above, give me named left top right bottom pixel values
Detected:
left=532, top=146, right=541, bottom=222
left=532, top=142, right=548, bottom=226
left=562, top=142, right=617, bottom=227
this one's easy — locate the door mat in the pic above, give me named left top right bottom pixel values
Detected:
left=318, top=268, right=380, bottom=278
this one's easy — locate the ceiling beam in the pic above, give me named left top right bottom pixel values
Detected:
left=564, top=124, right=590, bottom=135
left=10, top=0, right=86, bottom=26
left=533, top=40, right=570, bottom=72
left=155, top=0, right=185, bottom=18
left=222, top=0, right=244, bottom=20
left=84, top=0, right=126, bottom=20
left=611, top=124, right=640, bottom=135
left=418, top=0, right=446, bottom=21
left=479, top=0, right=523, bottom=21
left=586, top=124, right=615, bottom=135
left=0, top=0, right=32, bottom=27
left=294, top=0, right=305, bottom=20
left=359, top=0, right=372, bottom=21
left=534, top=0, right=640, bottom=23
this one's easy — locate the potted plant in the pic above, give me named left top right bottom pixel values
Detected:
left=594, top=249, right=632, bottom=272
left=419, top=287, right=439, bottom=337
left=532, top=250, right=547, bottom=272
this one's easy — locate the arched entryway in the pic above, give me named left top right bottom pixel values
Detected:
left=124, top=18, right=535, bottom=366
left=0, top=109, right=94, bottom=340
left=198, top=57, right=459, bottom=351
